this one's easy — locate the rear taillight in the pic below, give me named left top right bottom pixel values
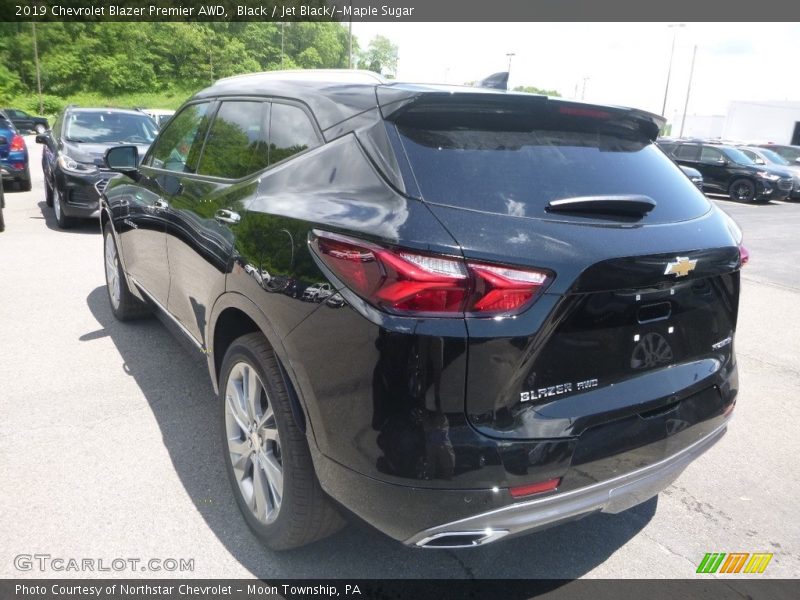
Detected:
left=739, top=244, right=750, bottom=266
left=9, top=134, right=25, bottom=152
left=311, top=230, right=552, bottom=317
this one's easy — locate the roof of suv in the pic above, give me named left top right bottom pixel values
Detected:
left=194, top=69, right=665, bottom=137
left=66, top=107, right=150, bottom=116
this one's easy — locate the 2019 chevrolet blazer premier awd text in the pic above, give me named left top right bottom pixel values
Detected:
left=100, top=71, right=745, bottom=550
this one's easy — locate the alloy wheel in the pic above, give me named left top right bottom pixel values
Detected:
left=224, top=361, right=283, bottom=524
left=53, top=188, right=62, bottom=221
left=104, top=232, right=121, bottom=309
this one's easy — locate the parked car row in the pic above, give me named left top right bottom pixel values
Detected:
left=658, top=137, right=800, bottom=202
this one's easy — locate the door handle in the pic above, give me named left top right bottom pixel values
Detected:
left=151, top=199, right=169, bottom=210
left=215, top=209, right=241, bottom=224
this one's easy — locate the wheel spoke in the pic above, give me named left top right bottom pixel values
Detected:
left=230, top=444, right=251, bottom=476
left=259, top=450, right=284, bottom=502
left=257, top=402, right=274, bottom=430
left=225, top=384, right=250, bottom=433
left=245, top=366, right=262, bottom=423
left=228, top=437, right=250, bottom=459
left=252, top=460, right=271, bottom=520
left=261, top=425, right=279, bottom=443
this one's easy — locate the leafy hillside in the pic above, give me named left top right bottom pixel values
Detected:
left=0, top=22, right=357, bottom=115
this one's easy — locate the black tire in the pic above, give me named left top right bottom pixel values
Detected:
left=102, top=222, right=150, bottom=320
left=219, top=333, right=344, bottom=550
left=729, top=179, right=756, bottom=203
left=18, top=168, right=31, bottom=192
left=52, top=186, right=74, bottom=229
left=45, top=178, right=53, bottom=207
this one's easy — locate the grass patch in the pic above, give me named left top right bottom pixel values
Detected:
left=5, top=88, right=200, bottom=123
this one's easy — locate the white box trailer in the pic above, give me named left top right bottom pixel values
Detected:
left=723, top=101, right=800, bottom=144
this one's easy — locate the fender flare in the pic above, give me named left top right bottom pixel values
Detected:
left=207, top=292, right=313, bottom=439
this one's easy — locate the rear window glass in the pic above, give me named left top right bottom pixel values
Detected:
left=397, top=121, right=710, bottom=220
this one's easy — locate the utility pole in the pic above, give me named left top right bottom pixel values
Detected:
left=581, top=76, right=590, bottom=101
left=506, top=52, right=515, bottom=80
left=679, top=45, right=698, bottom=138
left=348, top=2, right=353, bottom=68
left=32, top=22, right=43, bottom=114
left=661, top=23, right=685, bottom=117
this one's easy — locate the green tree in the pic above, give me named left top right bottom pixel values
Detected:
left=513, top=85, right=562, bottom=97
left=360, top=35, right=398, bottom=77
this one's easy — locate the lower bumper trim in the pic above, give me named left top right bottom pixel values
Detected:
left=406, top=424, right=726, bottom=548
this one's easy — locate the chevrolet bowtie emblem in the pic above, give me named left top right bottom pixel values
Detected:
left=664, top=256, right=698, bottom=277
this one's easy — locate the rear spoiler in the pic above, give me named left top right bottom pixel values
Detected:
left=376, top=87, right=666, bottom=142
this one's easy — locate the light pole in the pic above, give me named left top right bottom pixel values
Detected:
left=679, top=45, right=698, bottom=138
left=32, top=22, right=43, bottom=114
left=281, top=22, right=285, bottom=69
left=581, top=76, right=590, bottom=101
left=661, top=23, right=685, bottom=117
left=348, top=1, right=353, bottom=68
left=506, top=52, right=515, bottom=79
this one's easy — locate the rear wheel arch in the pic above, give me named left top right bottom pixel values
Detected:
left=209, top=296, right=309, bottom=437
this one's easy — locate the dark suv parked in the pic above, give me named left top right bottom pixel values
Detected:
left=101, top=71, right=746, bottom=550
left=659, top=140, right=793, bottom=202
left=2, top=108, right=49, bottom=134
left=36, top=107, right=157, bottom=228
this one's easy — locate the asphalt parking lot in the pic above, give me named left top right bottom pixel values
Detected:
left=1, top=138, right=798, bottom=579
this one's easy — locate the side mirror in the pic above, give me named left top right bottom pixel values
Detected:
left=795, top=157, right=800, bottom=165
left=34, top=133, right=48, bottom=144
left=105, top=145, right=139, bottom=175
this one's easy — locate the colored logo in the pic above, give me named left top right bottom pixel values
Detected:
left=664, top=256, right=698, bottom=278
left=697, top=552, right=773, bottom=574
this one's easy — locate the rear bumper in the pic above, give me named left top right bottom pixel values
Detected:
left=0, top=157, right=28, bottom=181
left=406, top=423, right=726, bottom=547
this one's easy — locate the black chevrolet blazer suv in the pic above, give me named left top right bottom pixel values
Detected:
left=100, top=70, right=745, bottom=550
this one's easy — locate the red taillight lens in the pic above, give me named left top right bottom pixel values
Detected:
left=9, top=134, right=25, bottom=152
left=739, top=244, right=750, bottom=266
left=312, top=231, right=552, bottom=317
left=509, top=477, right=561, bottom=498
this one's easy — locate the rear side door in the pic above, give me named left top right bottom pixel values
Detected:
left=119, top=101, right=212, bottom=306
left=164, top=98, right=271, bottom=348
left=673, top=144, right=708, bottom=187
left=698, top=146, right=730, bottom=192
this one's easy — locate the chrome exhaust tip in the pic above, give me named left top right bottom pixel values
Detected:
left=415, top=529, right=510, bottom=549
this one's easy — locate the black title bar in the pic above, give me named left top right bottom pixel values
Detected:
left=3, top=0, right=800, bottom=22
left=1, top=579, right=797, bottom=600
